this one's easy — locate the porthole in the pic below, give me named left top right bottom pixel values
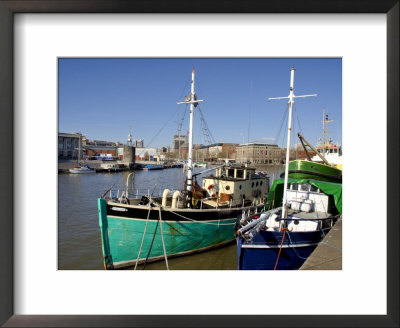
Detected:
left=301, top=183, right=309, bottom=191
left=252, top=182, right=254, bottom=188
left=256, top=181, right=259, bottom=187
left=239, top=185, right=242, bottom=190
left=260, top=181, right=263, bottom=186
left=225, top=185, right=230, bottom=191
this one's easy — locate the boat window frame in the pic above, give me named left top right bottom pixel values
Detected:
left=236, top=169, right=244, bottom=179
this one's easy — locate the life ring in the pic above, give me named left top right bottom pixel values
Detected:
left=207, top=184, right=217, bottom=197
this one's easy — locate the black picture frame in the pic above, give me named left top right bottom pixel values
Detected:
left=0, top=1, right=398, bottom=327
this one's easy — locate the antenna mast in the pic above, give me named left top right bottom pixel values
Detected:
left=268, top=66, right=317, bottom=219
left=322, top=108, right=333, bottom=156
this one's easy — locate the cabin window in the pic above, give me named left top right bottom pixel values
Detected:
left=300, top=183, right=309, bottom=191
left=256, top=181, right=259, bottom=187
left=292, top=183, right=298, bottom=191
left=252, top=182, right=254, bottom=188
left=228, top=169, right=234, bottom=177
left=239, top=185, right=242, bottom=190
left=236, top=170, right=244, bottom=178
left=225, top=185, right=230, bottom=191
left=310, top=185, right=319, bottom=192
left=260, top=181, right=263, bottom=186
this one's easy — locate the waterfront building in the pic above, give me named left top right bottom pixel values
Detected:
left=84, top=139, right=120, bottom=158
left=212, top=143, right=237, bottom=160
left=59, top=133, right=136, bottom=162
left=135, top=147, right=158, bottom=161
left=133, top=139, right=144, bottom=148
left=173, top=135, right=188, bottom=152
left=196, top=145, right=209, bottom=161
left=197, top=143, right=238, bottom=162
left=235, top=142, right=283, bottom=164
left=178, top=144, right=205, bottom=161
left=117, top=145, right=136, bottom=164
left=294, top=143, right=317, bottom=160
left=58, top=132, right=82, bottom=159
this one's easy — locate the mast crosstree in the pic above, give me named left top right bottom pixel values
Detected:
left=268, top=66, right=317, bottom=219
left=177, top=68, right=204, bottom=198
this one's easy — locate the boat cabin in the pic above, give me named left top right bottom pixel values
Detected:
left=262, top=180, right=341, bottom=232
left=200, top=165, right=269, bottom=208
left=118, top=166, right=269, bottom=210
left=286, top=182, right=329, bottom=213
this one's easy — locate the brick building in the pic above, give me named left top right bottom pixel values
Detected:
left=235, top=143, right=283, bottom=164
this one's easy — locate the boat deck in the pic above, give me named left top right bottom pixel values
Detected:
left=288, top=209, right=332, bottom=220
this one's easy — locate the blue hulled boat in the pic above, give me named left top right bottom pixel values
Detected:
left=236, top=178, right=342, bottom=270
left=235, top=66, right=342, bottom=270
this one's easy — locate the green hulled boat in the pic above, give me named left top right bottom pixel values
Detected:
left=98, top=68, right=269, bottom=269
left=282, top=159, right=342, bottom=183
left=281, top=133, right=342, bottom=183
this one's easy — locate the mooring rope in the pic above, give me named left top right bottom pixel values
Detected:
left=158, top=207, right=169, bottom=270
left=286, top=231, right=309, bottom=260
left=274, top=228, right=288, bottom=270
left=134, top=204, right=152, bottom=270
left=142, top=217, right=160, bottom=270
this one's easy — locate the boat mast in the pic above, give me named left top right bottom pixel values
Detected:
left=322, top=108, right=333, bottom=156
left=268, top=66, right=317, bottom=218
left=177, top=67, right=204, bottom=194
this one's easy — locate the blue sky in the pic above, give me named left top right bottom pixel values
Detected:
left=58, top=58, right=342, bottom=149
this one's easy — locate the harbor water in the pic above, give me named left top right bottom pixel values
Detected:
left=58, top=165, right=283, bottom=270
